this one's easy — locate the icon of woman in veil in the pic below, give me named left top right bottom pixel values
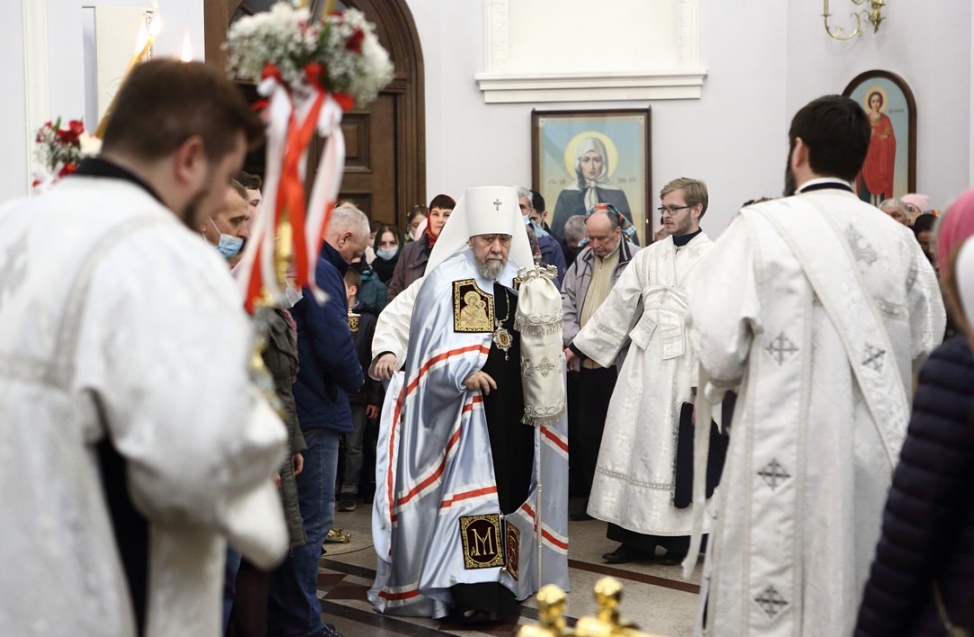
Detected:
left=551, top=136, right=633, bottom=241
left=857, top=87, right=896, bottom=205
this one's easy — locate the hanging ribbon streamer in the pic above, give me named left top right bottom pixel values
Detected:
left=238, top=63, right=354, bottom=312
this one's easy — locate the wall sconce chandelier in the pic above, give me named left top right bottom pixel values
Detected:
left=823, top=0, right=886, bottom=41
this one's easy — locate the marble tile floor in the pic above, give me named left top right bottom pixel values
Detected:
left=316, top=498, right=702, bottom=637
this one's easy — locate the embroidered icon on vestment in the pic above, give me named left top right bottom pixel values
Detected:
left=453, top=280, right=494, bottom=333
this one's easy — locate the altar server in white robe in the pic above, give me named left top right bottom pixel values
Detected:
left=567, top=178, right=716, bottom=565
left=686, top=95, right=945, bottom=637
left=0, top=60, right=289, bottom=637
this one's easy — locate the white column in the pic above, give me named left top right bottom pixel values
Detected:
left=23, top=0, right=50, bottom=192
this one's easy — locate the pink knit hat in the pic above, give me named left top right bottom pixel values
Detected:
left=938, top=189, right=974, bottom=275
left=901, top=193, right=932, bottom=212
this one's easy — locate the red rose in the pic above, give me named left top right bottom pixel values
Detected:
left=345, top=29, right=364, bottom=54
left=58, top=163, right=78, bottom=177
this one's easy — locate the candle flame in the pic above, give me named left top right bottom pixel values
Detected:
left=181, top=32, right=193, bottom=61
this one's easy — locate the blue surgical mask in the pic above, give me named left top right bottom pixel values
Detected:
left=376, top=247, right=398, bottom=260
left=209, top=220, right=244, bottom=259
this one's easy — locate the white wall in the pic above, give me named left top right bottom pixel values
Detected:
left=1, top=1, right=28, bottom=199
left=786, top=0, right=972, bottom=211
left=406, top=0, right=790, bottom=235
left=4, top=0, right=972, bottom=220
left=0, top=0, right=203, bottom=202
left=407, top=0, right=972, bottom=235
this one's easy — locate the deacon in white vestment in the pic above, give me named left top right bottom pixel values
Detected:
left=569, top=178, right=719, bottom=565
left=686, top=96, right=945, bottom=637
left=369, top=186, right=569, bottom=622
left=0, top=60, right=287, bottom=637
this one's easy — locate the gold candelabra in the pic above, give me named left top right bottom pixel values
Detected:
left=823, top=0, right=886, bottom=41
left=517, top=578, right=668, bottom=637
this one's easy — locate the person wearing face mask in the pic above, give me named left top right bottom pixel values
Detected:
left=350, top=252, right=388, bottom=313
left=388, top=194, right=455, bottom=301
left=371, top=223, right=404, bottom=284
left=201, top=180, right=251, bottom=265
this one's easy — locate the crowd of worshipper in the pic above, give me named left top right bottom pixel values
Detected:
left=3, top=58, right=973, bottom=637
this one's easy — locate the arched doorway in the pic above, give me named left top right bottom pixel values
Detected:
left=205, top=0, right=426, bottom=227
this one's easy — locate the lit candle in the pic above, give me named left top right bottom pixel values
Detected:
left=94, top=14, right=162, bottom=138
left=180, top=31, right=193, bottom=61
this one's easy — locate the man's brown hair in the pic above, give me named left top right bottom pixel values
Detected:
left=102, top=59, right=264, bottom=162
left=661, top=177, right=709, bottom=217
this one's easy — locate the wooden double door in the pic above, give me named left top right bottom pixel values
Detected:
left=208, top=0, right=425, bottom=227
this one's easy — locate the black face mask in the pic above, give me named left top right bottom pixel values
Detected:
left=353, top=255, right=369, bottom=274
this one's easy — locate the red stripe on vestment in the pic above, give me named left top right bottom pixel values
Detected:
left=541, top=426, right=568, bottom=453
left=378, top=588, right=420, bottom=601
left=387, top=385, right=406, bottom=524
left=542, top=528, right=569, bottom=551
left=404, top=344, right=491, bottom=398
left=440, top=486, right=497, bottom=509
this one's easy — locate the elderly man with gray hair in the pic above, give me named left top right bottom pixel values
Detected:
left=879, top=198, right=910, bottom=226
left=268, top=204, right=370, bottom=637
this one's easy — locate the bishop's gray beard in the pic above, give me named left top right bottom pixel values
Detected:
left=477, top=257, right=507, bottom=280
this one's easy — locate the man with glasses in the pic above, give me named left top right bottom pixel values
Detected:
left=567, top=178, right=717, bottom=565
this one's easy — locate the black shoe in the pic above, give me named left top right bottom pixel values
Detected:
left=459, top=609, right=502, bottom=625
left=570, top=510, right=594, bottom=521
left=602, top=544, right=652, bottom=564
left=314, top=623, right=344, bottom=637
left=659, top=551, right=687, bottom=566
left=337, top=493, right=357, bottom=512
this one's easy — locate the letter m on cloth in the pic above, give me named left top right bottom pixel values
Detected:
left=459, top=514, right=504, bottom=569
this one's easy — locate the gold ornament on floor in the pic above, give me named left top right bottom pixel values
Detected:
left=325, top=527, right=351, bottom=544
left=517, top=577, right=669, bottom=637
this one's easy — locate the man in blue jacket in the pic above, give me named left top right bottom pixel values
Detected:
left=269, top=205, right=370, bottom=637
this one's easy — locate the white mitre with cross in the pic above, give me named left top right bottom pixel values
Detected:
left=426, top=186, right=534, bottom=273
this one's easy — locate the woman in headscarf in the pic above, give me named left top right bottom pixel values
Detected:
left=854, top=188, right=974, bottom=637
left=551, top=136, right=632, bottom=240
left=387, top=194, right=455, bottom=301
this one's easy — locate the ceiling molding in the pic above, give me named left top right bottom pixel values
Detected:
left=475, top=69, right=708, bottom=104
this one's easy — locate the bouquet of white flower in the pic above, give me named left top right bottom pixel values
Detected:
left=227, top=2, right=393, bottom=108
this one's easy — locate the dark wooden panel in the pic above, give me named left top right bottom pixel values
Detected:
left=341, top=114, right=371, bottom=172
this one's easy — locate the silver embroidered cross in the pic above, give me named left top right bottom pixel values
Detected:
left=0, top=232, right=29, bottom=311
left=755, top=585, right=788, bottom=618
left=845, top=224, right=878, bottom=266
left=862, top=344, right=886, bottom=372
left=765, top=332, right=798, bottom=365
left=758, top=459, right=791, bottom=490
left=535, top=357, right=556, bottom=377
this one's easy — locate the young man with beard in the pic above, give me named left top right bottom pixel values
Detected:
left=567, top=180, right=717, bottom=565
left=0, top=59, right=288, bottom=637
left=686, top=95, right=946, bottom=637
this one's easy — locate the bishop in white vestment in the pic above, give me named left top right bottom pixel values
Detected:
left=686, top=96, right=945, bottom=637
left=570, top=178, right=717, bottom=563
